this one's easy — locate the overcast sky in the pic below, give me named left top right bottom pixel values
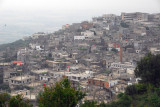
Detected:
left=1, top=0, right=159, bottom=13
left=0, top=0, right=160, bottom=44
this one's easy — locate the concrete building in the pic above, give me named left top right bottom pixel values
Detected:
left=35, top=46, right=44, bottom=51
left=108, top=43, right=120, bottom=51
left=81, top=30, right=94, bottom=37
left=88, top=78, right=109, bottom=89
left=9, top=75, right=35, bottom=88
left=121, top=12, right=148, bottom=22
left=39, top=74, right=50, bottom=81
left=110, top=62, right=135, bottom=69
left=66, top=71, right=94, bottom=81
left=32, top=32, right=46, bottom=39
left=74, top=36, right=85, bottom=40
left=62, top=24, right=70, bottom=30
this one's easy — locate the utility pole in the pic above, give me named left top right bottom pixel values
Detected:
left=120, top=47, right=122, bottom=63
left=20, top=64, right=23, bottom=88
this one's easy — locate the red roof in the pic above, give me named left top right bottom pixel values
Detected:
left=13, top=61, right=23, bottom=64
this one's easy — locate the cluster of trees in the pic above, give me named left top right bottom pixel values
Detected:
left=135, top=53, right=160, bottom=87
left=0, top=93, right=32, bottom=107
left=37, top=78, right=85, bottom=107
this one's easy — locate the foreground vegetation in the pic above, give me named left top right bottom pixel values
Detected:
left=37, top=78, right=85, bottom=107
left=0, top=93, right=32, bottom=107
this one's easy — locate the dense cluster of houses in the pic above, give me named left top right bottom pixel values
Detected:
left=0, top=12, right=160, bottom=105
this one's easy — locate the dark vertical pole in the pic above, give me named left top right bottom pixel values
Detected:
left=120, top=47, right=122, bottom=62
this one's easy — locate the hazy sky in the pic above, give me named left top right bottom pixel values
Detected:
left=0, top=0, right=160, bottom=44
left=0, top=0, right=159, bottom=13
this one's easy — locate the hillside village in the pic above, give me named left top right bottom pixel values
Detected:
left=0, top=12, right=160, bottom=106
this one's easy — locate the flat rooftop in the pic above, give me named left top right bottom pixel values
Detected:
left=31, top=69, right=48, bottom=74
left=46, top=60, right=70, bottom=64
left=11, top=75, right=34, bottom=81
left=53, top=71, right=71, bottom=75
left=0, top=63, right=11, bottom=65
left=27, top=82, right=41, bottom=87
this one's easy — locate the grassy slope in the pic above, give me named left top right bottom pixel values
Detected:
left=0, top=39, right=31, bottom=51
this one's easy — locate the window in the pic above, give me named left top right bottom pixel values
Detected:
left=93, top=81, right=95, bottom=85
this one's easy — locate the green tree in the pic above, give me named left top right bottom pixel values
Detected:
left=148, top=92, right=160, bottom=107
left=99, top=101, right=107, bottom=107
left=125, top=85, right=137, bottom=96
left=104, top=94, right=131, bottom=107
left=115, top=94, right=132, bottom=107
left=135, top=83, right=147, bottom=94
left=80, top=100, right=97, bottom=107
left=0, top=93, right=10, bottom=107
left=9, top=94, right=32, bottom=107
left=38, top=78, right=85, bottom=107
left=135, top=53, right=160, bottom=87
